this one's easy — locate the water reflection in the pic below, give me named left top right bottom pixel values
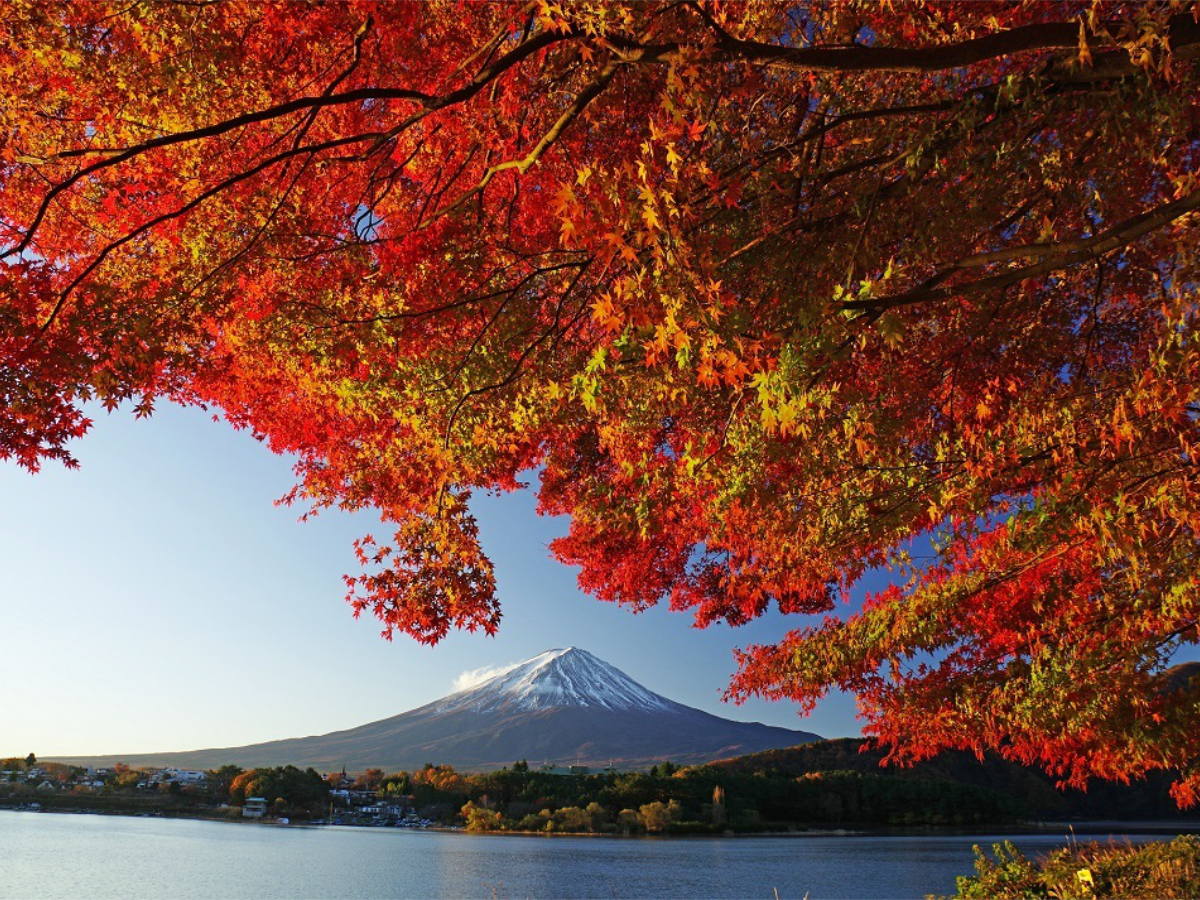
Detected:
left=0, top=810, right=1175, bottom=900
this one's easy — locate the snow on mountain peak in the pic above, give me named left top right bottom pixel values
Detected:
left=437, top=647, right=677, bottom=714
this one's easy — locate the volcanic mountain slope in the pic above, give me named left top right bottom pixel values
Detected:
left=54, top=648, right=820, bottom=771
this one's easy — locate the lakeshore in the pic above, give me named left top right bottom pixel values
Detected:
left=7, top=798, right=1200, bottom=842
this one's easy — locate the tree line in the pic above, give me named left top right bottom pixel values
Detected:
left=5, top=740, right=1195, bottom=830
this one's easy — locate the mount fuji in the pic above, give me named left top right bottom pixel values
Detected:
left=54, top=648, right=820, bottom=771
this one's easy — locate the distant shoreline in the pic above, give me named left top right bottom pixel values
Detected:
left=5, top=804, right=1199, bottom=840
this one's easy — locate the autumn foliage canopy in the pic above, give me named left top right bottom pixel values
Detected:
left=3, top=1, right=1200, bottom=801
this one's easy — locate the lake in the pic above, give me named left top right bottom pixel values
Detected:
left=0, top=810, right=1179, bottom=899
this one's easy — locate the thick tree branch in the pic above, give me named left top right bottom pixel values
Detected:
left=845, top=188, right=1200, bottom=313
left=611, top=14, right=1200, bottom=74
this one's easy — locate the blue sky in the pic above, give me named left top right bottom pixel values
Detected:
left=0, top=403, right=865, bottom=760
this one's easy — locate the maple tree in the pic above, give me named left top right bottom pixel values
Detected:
left=3, top=1, right=1200, bottom=801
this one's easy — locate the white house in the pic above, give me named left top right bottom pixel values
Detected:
left=155, top=768, right=208, bottom=785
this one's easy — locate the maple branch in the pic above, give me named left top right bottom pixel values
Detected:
left=419, top=64, right=618, bottom=227
left=434, top=260, right=588, bottom=391
left=368, top=29, right=569, bottom=154
left=181, top=16, right=378, bottom=304
left=845, top=188, right=1200, bottom=313
left=441, top=5, right=532, bottom=88
left=8, top=26, right=574, bottom=262
left=612, top=14, right=1200, bottom=74
left=689, top=97, right=957, bottom=222
left=173, top=145, right=320, bottom=311
left=928, top=495, right=1198, bottom=683
left=25, top=27, right=586, bottom=334
left=291, top=15, right=375, bottom=150
left=3, top=87, right=427, bottom=262
left=442, top=260, right=591, bottom=450
left=306, top=253, right=585, bottom=332
left=37, top=130, right=385, bottom=332
left=843, top=172, right=886, bottom=290
left=715, top=72, right=1061, bottom=271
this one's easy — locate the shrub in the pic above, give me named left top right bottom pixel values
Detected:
left=461, top=801, right=505, bottom=832
left=951, top=836, right=1200, bottom=899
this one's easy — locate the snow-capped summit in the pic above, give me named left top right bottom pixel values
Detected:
left=436, top=647, right=676, bottom=714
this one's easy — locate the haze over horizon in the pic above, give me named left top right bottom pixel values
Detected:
left=0, top=403, right=866, bottom=759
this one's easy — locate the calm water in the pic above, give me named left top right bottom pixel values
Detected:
left=0, top=810, right=1174, bottom=899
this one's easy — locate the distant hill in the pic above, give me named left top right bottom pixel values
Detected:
left=707, top=738, right=1200, bottom=820
left=52, top=648, right=820, bottom=771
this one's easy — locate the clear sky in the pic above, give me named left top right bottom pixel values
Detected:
left=0, top=402, right=869, bottom=760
